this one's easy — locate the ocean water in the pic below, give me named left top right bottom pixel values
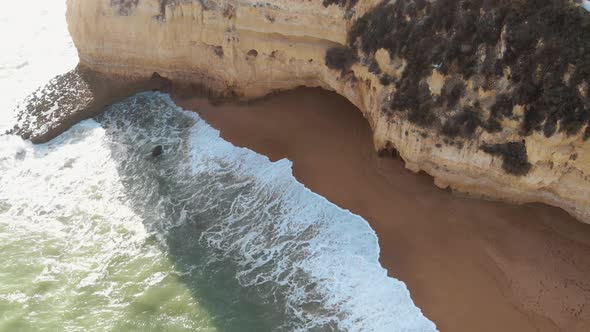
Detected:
left=0, top=1, right=436, bottom=331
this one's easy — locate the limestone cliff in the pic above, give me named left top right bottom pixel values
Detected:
left=63, top=0, right=590, bottom=223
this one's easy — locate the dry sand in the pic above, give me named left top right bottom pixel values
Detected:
left=171, top=87, right=590, bottom=332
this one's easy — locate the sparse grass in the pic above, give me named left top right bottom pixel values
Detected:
left=110, top=0, right=139, bottom=15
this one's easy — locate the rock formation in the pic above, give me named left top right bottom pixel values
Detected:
left=29, top=0, right=590, bottom=222
left=9, top=66, right=165, bottom=143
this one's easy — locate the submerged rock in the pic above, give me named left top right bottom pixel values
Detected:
left=151, top=145, right=163, bottom=157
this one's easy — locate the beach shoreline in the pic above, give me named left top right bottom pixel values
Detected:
left=171, top=87, right=590, bottom=332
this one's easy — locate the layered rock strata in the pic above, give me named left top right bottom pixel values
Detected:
left=27, top=0, right=590, bottom=222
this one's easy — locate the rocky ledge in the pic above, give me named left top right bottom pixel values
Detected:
left=8, top=66, right=165, bottom=143
left=17, top=0, right=590, bottom=223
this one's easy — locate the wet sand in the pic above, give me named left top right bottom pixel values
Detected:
left=171, top=87, right=590, bottom=332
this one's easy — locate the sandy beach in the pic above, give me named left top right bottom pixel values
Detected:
left=171, top=87, right=590, bottom=332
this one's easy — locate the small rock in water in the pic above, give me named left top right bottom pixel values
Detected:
left=15, top=149, right=27, bottom=161
left=152, top=145, right=163, bottom=157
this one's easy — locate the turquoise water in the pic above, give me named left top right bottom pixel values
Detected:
left=0, top=1, right=436, bottom=331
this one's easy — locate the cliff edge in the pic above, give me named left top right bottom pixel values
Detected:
left=62, top=0, right=590, bottom=222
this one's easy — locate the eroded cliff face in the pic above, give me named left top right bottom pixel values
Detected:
left=66, top=0, right=590, bottom=223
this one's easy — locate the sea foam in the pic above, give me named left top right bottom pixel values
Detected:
left=1, top=90, right=437, bottom=331
left=95, top=92, right=437, bottom=331
left=0, top=0, right=437, bottom=330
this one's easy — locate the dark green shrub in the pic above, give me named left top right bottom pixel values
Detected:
left=322, top=0, right=358, bottom=8
left=481, top=141, right=532, bottom=175
left=342, top=0, right=590, bottom=138
left=325, top=47, right=358, bottom=73
left=442, top=107, right=482, bottom=138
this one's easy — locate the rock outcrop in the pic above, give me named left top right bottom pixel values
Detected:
left=61, top=0, right=590, bottom=222
left=9, top=66, right=165, bottom=143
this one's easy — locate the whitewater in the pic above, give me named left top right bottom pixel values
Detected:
left=0, top=1, right=436, bottom=331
